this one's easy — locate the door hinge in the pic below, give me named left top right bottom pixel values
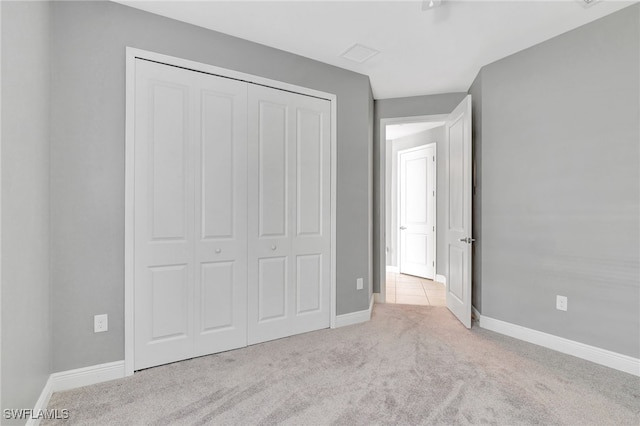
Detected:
left=433, top=226, right=435, bottom=231
left=433, top=156, right=435, bottom=162
left=433, top=261, right=435, bottom=266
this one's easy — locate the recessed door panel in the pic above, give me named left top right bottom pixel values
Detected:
left=406, top=234, right=428, bottom=264
left=405, top=158, right=428, bottom=223
left=201, top=92, right=235, bottom=239
left=448, top=246, right=464, bottom=303
left=200, top=262, right=234, bottom=331
left=258, top=257, right=287, bottom=322
left=150, top=265, right=189, bottom=340
left=259, top=102, right=288, bottom=238
left=297, top=109, right=323, bottom=236
left=297, top=254, right=322, bottom=314
left=448, top=118, right=464, bottom=232
left=150, top=83, right=189, bottom=241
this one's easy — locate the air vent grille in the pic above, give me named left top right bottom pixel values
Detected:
left=340, top=44, right=379, bottom=64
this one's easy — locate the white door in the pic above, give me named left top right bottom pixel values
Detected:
left=247, top=85, right=331, bottom=344
left=134, top=59, right=248, bottom=369
left=399, top=145, right=436, bottom=279
left=445, top=95, right=473, bottom=328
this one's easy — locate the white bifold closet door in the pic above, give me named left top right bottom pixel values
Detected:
left=247, top=85, right=331, bottom=344
left=134, top=59, right=248, bottom=370
left=133, top=59, right=331, bottom=370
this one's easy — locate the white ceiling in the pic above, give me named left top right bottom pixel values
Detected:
left=386, top=121, right=445, bottom=140
left=114, top=0, right=636, bottom=99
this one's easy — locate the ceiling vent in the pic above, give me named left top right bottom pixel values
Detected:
left=340, top=43, right=379, bottom=64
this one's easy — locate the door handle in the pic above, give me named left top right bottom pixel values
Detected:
left=400, top=226, right=407, bottom=230
left=458, top=237, right=476, bottom=244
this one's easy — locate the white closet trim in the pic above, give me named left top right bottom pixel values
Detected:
left=124, top=47, right=338, bottom=376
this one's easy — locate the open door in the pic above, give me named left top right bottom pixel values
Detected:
left=445, top=95, right=472, bottom=328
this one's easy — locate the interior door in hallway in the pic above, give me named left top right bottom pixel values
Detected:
left=445, top=95, right=473, bottom=329
left=399, top=145, right=436, bottom=280
left=133, top=59, right=248, bottom=369
left=247, top=85, right=331, bottom=345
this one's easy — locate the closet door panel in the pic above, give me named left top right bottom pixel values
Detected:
left=248, top=87, right=294, bottom=343
left=193, top=72, right=248, bottom=357
left=134, top=60, right=195, bottom=369
left=248, top=85, right=330, bottom=344
left=291, top=94, right=331, bottom=334
left=134, top=59, right=249, bottom=369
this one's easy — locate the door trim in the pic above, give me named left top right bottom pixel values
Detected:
left=124, top=47, right=338, bottom=376
left=396, top=143, right=437, bottom=280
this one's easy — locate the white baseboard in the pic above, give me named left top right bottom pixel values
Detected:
left=373, top=292, right=383, bottom=303
left=386, top=266, right=399, bottom=273
left=27, top=361, right=125, bottom=425
left=25, top=376, right=54, bottom=426
left=479, top=314, right=640, bottom=377
left=50, top=360, right=126, bottom=392
left=335, top=294, right=375, bottom=328
left=435, top=274, right=446, bottom=285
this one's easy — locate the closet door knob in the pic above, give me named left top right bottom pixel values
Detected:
left=271, top=245, right=277, bottom=251
left=215, top=248, right=222, bottom=254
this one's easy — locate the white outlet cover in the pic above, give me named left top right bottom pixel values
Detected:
left=556, top=295, right=568, bottom=311
left=356, top=278, right=364, bottom=290
left=94, top=314, right=108, bottom=332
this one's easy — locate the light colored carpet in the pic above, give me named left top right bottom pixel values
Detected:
left=44, top=304, right=639, bottom=425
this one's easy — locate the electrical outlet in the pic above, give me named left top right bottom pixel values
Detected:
left=356, top=278, right=364, bottom=290
left=556, top=295, right=568, bottom=312
left=94, top=314, right=108, bottom=333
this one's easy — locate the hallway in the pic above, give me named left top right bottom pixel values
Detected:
left=385, top=272, right=446, bottom=306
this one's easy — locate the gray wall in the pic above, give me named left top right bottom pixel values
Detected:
left=50, top=0, right=373, bottom=372
left=473, top=4, right=639, bottom=357
left=385, top=126, right=447, bottom=276
left=373, top=93, right=466, bottom=293
left=1, top=0, right=52, bottom=418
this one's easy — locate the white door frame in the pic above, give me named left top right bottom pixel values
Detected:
left=379, top=115, right=447, bottom=303
left=0, top=0, right=3, bottom=410
left=124, top=47, right=338, bottom=376
left=396, top=143, right=437, bottom=280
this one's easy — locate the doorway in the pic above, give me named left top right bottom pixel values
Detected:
left=377, top=95, right=473, bottom=328
left=384, top=120, right=445, bottom=306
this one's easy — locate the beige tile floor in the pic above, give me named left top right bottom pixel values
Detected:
left=385, top=272, right=446, bottom=306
